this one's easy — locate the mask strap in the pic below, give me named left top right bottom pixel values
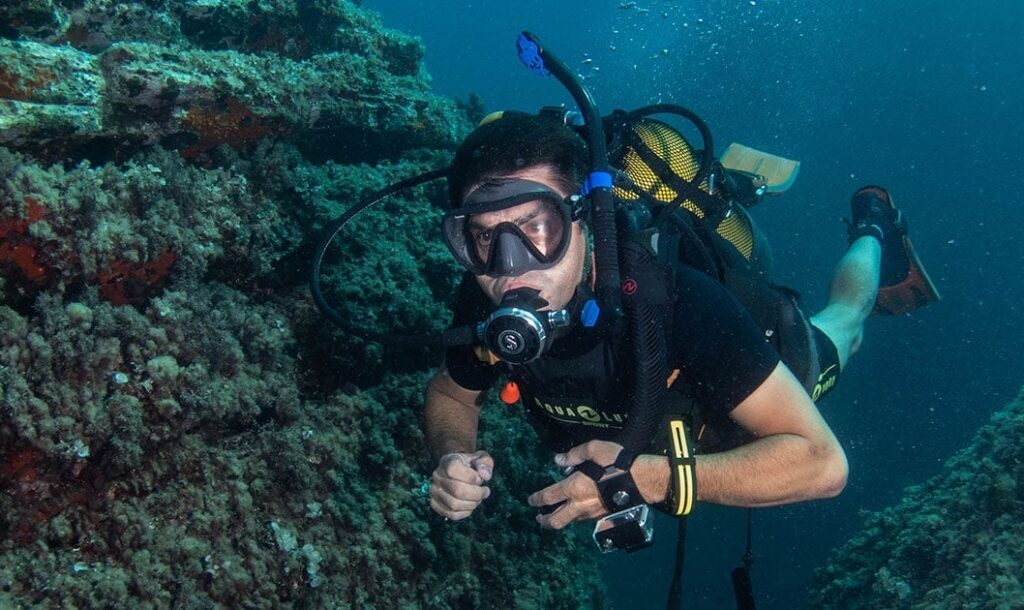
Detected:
left=580, top=222, right=594, bottom=287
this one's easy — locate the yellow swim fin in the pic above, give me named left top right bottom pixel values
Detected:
left=720, top=143, right=800, bottom=194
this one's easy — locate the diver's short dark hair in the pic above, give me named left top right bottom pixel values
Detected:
left=447, top=112, right=588, bottom=207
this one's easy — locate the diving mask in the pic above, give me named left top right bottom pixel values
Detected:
left=442, top=179, right=582, bottom=277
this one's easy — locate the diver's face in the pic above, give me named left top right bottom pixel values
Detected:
left=465, top=166, right=587, bottom=310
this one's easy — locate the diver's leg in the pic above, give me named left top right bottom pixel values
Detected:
left=810, top=185, right=940, bottom=374
left=810, top=236, right=881, bottom=371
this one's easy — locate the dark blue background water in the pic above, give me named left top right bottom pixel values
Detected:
left=363, top=1, right=1024, bottom=607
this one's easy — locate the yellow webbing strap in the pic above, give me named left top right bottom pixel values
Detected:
left=669, top=419, right=697, bottom=517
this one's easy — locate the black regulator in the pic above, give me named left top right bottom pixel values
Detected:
left=477, top=289, right=570, bottom=365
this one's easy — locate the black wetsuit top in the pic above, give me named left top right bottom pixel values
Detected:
left=445, top=265, right=781, bottom=453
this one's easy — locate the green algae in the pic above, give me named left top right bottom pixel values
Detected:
left=0, top=1, right=607, bottom=607
left=807, top=388, right=1024, bottom=609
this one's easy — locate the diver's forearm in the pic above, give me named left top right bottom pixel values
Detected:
left=424, top=381, right=482, bottom=463
left=631, top=455, right=671, bottom=504
left=425, top=410, right=479, bottom=463
left=631, top=434, right=845, bottom=508
left=693, top=434, right=846, bottom=507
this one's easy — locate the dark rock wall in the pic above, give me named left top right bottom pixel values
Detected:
left=0, top=0, right=459, bottom=163
left=0, top=1, right=607, bottom=607
left=807, top=387, right=1024, bottom=610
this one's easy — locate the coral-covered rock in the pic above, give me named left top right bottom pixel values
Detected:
left=0, top=40, right=104, bottom=152
left=807, top=387, right=1024, bottom=609
left=0, top=2, right=465, bottom=162
left=0, top=289, right=605, bottom=607
left=0, top=0, right=604, bottom=607
left=2, top=0, right=423, bottom=69
left=0, top=146, right=297, bottom=306
left=0, top=0, right=67, bottom=41
left=0, top=39, right=99, bottom=103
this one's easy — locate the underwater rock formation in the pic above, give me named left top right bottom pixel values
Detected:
left=0, top=1, right=607, bottom=607
left=1, top=1, right=460, bottom=163
left=807, top=387, right=1024, bottom=609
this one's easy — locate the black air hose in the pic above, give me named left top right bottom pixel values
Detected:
left=310, top=167, right=449, bottom=346
left=519, top=31, right=622, bottom=318
left=614, top=240, right=670, bottom=454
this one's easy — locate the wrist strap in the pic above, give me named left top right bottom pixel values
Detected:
left=574, top=449, right=644, bottom=512
left=596, top=471, right=643, bottom=512
left=664, top=419, right=697, bottom=517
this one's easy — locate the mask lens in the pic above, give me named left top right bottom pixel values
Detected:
left=467, top=199, right=566, bottom=267
left=440, top=178, right=575, bottom=277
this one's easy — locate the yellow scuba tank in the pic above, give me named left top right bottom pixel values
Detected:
left=610, top=118, right=798, bottom=277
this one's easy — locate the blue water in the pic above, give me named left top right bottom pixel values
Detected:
left=363, top=1, right=1024, bottom=607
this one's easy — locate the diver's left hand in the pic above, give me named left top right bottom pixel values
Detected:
left=527, top=440, right=624, bottom=530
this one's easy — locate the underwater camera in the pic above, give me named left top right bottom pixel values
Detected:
left=593, top=504, right=654, bottom=553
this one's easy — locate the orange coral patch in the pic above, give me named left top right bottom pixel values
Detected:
left=0, top=196, right=51, bottom=283
left=1, top=445, right=102, bottom=547
left=24, top=196, right=46, bottom=223
left=0, top=447, right=42, bottom=484
left=97, top=248, right=176, bottom=306
left=0, top=242, right=48, bottom=281
left=0, top=65, right=56, bottom=101
left=181, top=96, right=274, bottom=158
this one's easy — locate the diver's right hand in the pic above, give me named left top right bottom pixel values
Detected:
left=429, top=450, right=494, bottom=520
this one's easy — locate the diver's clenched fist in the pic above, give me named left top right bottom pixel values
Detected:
left=429, top=450, right=494, bottom=520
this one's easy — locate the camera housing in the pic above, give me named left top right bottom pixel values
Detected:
left=592, top=504, right=654, bottom=553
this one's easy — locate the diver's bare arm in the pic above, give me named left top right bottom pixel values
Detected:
left=546, top=364, right=846, bottom=511
left=630, top=362, right=848, bottom=508
left=424, top=368, right=485, bottom=463
left=693, top=362, right=848, bottom=507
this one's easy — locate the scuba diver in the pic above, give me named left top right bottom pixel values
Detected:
left=311, top=31, right=939, bottom=604
left=423, top=59, right=937, bottom=534
left=426, top=111, right=853, bottom=523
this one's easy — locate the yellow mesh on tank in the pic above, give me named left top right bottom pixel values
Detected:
left=715, top=210, right=754, bottom=260
left=613, top=118, right=754, bottom=260
left=614, top=119, right=706, bottom=218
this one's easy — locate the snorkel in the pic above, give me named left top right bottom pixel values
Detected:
left=515, top=32, right=623, bottom=321
left=515, top=31, right=668, bottom=458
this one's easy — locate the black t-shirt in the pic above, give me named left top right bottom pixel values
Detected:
left=444, top=265, right=780, bottom=452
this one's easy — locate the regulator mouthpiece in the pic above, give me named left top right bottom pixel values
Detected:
left=478, top=288, right=569, bottom=365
